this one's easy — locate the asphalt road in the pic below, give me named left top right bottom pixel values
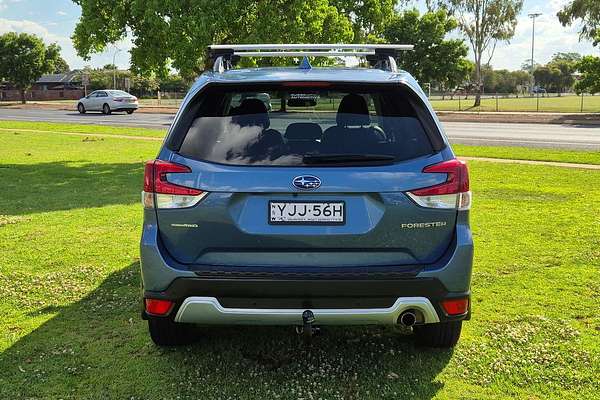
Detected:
left=1, top=108, right=600, bottom=150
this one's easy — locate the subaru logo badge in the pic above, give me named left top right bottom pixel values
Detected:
left=293, top=175, right=321, bottom=190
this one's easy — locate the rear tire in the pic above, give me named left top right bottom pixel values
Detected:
left=102, top=103, right=111, bottom=115
left=414, top=321, right=462, bottom=348
left=126, top=109, right=134, bottom=114
left=148, top=319, right=196, bottom=346
left=77, top=103, right=86, bottom=114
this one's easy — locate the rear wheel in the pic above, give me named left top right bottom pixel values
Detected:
left=414, top=321, right=462, bottom=348
left=148, top=318, right=196, bottom=346
left=126, top=109, right=134, bottom=114
left=102, top=103, right=111, bottom=115
left=77, top=103, right=86, bottom=114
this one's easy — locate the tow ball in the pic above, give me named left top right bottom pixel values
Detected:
left=296, top=310, right=319, bottom=343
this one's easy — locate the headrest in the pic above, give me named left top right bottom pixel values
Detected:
left=258, top=129, right=284, bottom=148
left=284, top=123, right=323, bottom=141
left=336, top=94, right=370, bottom=126
left=231, top=98, right=270, bottom=129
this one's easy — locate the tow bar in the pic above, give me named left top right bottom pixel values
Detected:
left=296, top=310, right=318, bottom=344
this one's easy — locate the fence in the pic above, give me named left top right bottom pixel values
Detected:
left=138, top=91, right=600, bottom=113
left=428, top=92, right=599, bottom=113
left=136, top=91, right=186, bottom=107
left=1, top=88, right=597, bottom=113
left=0, top=89, right=85, bottom=102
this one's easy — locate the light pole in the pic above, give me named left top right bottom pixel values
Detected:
left=528, top=12, right=542, bottom=95
left=112, top=47, right=121, bottom=89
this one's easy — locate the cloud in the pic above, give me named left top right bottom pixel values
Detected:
left=57, top=11, right=67, bottom=16
left=0, top=17, right=134, bottom=70
left=0, top=18, right=80, bottom=68
left=0, top=18, right=68, bottom=44
left=0, top=0, right=24, bottom=9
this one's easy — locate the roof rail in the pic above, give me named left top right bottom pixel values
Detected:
left=207, top=44, right=413, bottom=73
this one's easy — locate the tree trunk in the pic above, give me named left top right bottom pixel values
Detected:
left=473, top=59, right=482, bottom=107
left=20, top=89, right=26, bottom=104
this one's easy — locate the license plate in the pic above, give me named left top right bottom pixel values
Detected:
left=269, top=201, right=345, bottom=225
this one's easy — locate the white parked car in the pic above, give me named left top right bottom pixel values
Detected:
left=77, top=90, right=139, bottom=114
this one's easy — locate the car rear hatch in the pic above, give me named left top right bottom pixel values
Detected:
left=145, top=82, right=469, bottom=270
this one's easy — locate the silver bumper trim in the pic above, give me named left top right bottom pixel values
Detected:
left=174, top=296, right=440, bottom=325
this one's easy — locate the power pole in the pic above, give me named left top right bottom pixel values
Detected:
left=112, top=47, right=121, bottom=89
left=528, top=12, right=542, bottom=95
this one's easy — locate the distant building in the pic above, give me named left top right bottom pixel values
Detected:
left=0, top=71, right=84, bottom=102
left=32, top=71, right=82, bottom=91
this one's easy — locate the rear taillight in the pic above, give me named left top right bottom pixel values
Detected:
left=441, top=298, right=469, bottom=316
left=142, top=160, right=207, bottom=209
left=145, top=298, right=174, bottom=316
left=407, top=159, right=471, bottom=210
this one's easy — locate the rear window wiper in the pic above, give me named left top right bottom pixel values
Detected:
left=302, top=154, right=396, bottom=165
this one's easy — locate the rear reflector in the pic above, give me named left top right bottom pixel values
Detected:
left=441, top=298, right=469, bottom=316
left=143, top=160, right=207, bottom=209
left=407, top=159, right=471, bottom=210
left=145, top=299, right=174, bottom=316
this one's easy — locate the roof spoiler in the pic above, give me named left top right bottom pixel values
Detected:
left=207, top=44, right=414, bottom=73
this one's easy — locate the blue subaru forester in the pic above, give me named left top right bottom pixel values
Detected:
left=140, top=44, right=473, bottom=348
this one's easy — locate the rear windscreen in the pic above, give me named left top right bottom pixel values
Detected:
left=176, top=85, right=438, bottom=166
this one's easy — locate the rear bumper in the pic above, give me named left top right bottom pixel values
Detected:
left=173, top=296, right=440, bottom=325
left=112, top=103, right=138, bottom=111
left=142, top=276, right=470, bottom=325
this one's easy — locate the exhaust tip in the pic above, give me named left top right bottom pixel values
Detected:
left=399, top=310, right=417, bottom=327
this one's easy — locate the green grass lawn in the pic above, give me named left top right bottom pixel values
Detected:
left=0, top=120, right=166, bottom=138
left=0, top=125, right=599, bottom=399
left=3, top=120, right=600, bottom=166
left=430, top=95, right=600, bottom=113
left=453, top=144, right=600, bottom=165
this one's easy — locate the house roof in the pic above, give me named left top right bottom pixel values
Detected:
left=36, top=71, right=81, bottom=84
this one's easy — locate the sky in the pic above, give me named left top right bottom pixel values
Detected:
left=0, top=0, right=598, bottom=72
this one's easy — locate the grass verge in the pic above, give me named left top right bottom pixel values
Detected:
left=3, top=120, right=599, bottom=166
left=430, top=95, right=600, bottom=113
left=0, top=120, right=165, bottom=138
left=454, top=144, right=600, bottom=165
left=0, top=127, right=599, bottom=399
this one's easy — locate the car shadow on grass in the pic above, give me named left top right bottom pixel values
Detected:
left=0, top=263, right=454, bottom=399
left=0, top=161, right=144, bottom=215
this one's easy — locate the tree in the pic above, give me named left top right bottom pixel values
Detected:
left=330, top=0, right=396, bottom=42
left=533, top=66, right=560, bottom=92
left=443, top=0, right=523, bottom=106
left=0, top=32, right=62, bottom=103
left=131, top=74, right=159, bottom=97
left=53, top=57, right=70, bottom=73
left=520, top=59, right=540, bottom=74
left=528, top=53, right=580, bottom=94
left=72, top=0, right=354, bottom=77
left=551, top=52, right=582, bottom=63
left=511, top=70, right=531, bottom=94
left=558, top=0, right=600, bottom=45
left=383, top=9, right=471, bottom=92
left=574, top=56, right=600, bottom=94
left=546, top=53, right=580, bottom=94
left=159, top=74, right=190, bottom=92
